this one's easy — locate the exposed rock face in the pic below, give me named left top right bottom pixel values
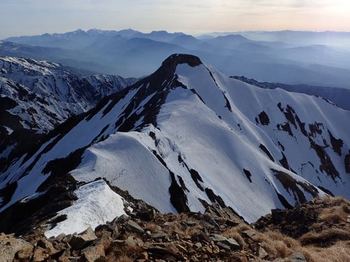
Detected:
left=258, top=111, right=270, bottom=125
left=345, top=152, right=350, bottom=173
left=126, top=220, right=145, bottom=234
left=161, top=54, right=202, bottom=70
left=328, top=130, right=343, bottom=156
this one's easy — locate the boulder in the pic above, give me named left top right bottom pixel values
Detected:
left=210, top=234, right=240, bottom=251
left=147, top=245, right=179, bottom=260
left=224, top=238, right=240, bottom=251
left=0, top=234, right=33, bottom=261
left=37, top=238, right=58, bottom=255
left=136, top=208, right=156, bottom=221
left=194, top=242, right=202, bottom=249
left=271, top=209, right=284, bottom=224
left=191, top=232, right=210, bottom=243
left=16, top=246, right=34, bottom=260
left=33, top=246, right=49, bottom=261
left=210, top=234, right=227, bottom=242
left=126, top=220, right=144, bottom=234
left=115, top=214, right=129, bottom=224
left=82, top=244, right=105, bottom=262
left=69, top=227, right=97, bottom=250
left=258, top=246, right=268, bottom=259
left=216, top=242, right=231, bottom=251
left=125, top=236, right=144, bottom=248
left=289, top=252, right=306, bottom=262
left=95, top=224, right=113, bottom=238
left=151, top=232, right=168, bottom=240
left=242, top=229, right=257, bottom=239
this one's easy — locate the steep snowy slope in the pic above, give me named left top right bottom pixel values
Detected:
left=0, top=54, right=349, bottom=235
left=231, top=76, right=350, bottom=111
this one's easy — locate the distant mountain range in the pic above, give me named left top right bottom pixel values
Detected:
left=1, top=54, right=349, bottom=236
left=234, top=31, right=350, bottom=48
left=2, top=29, right=350, bottom=88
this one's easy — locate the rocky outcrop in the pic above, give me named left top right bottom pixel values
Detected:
left=258, top=111, right=270, bottom=125
left=255, top=197, right=350, bottom=243
left=161, top=54, right=202, bottom=69
left=345, top=151, right=350, bottom=173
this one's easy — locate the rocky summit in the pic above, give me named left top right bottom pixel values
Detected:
left=0, top=196, right=349, bottom=262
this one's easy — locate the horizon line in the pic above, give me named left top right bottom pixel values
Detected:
left=3, top=27, right=350, bottom=40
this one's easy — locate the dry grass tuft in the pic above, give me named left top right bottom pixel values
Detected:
left=236, top=224, right=251, bottom=233
left=259, top=240, right=290, bottom=258
left=319, top=206, right=348, bottom=224
left=222, top=228, right=246, bottom=248
left=265, top=231, right=300, bottom=249
left=300, top=228, right=350, bottom=246
left=106, top=241, right=143, bottom=261
left=298, top=247, right=315, bottom=262
left=144, top=222, right=161, bottom=232
left=318, top=196, right=347, bottom=206
left=320, top=212, right=344, bottom=224
left=114, top=255, right=133, bottom=262
left=159, top=221, right=183, bottom=237
left=304, top=241, right=350, bottom=262
left=255, top=230, right=299, bottom=258
left=184, top=224, right=203, bottom=237
left=342, top=203, right=350, bottom=214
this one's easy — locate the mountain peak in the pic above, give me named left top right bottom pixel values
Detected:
left=161, top=54, right=202, bottom=69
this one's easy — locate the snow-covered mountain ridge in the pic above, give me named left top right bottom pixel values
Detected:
left=231, top=75, right=350, bottom=111
left=0, top=54, right=349, bottom=236
left=0, top=56, right=133, bottom=132
left=0, top=56, right=134, bottom=175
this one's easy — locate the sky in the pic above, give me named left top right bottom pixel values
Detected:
left=1, top=0, right=350, bottom=38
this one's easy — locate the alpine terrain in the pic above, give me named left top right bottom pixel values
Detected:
left=0, top=54, right=349, bottom=243
left=0, top=56, right=134, bottom=173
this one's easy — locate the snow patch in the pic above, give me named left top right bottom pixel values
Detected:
left=3, top=126, right=13, bottom=135
left=45, top=180, right=126, bottom=238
